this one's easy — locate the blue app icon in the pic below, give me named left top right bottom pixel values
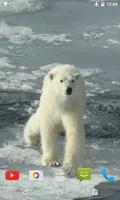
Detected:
left=101, top=168, right=115, bottom=182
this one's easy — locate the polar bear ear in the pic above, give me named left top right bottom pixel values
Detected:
left=74, top=73, right=81, bottom=80
left=48, top=72, right=55, bottom=80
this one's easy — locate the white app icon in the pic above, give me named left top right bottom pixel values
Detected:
left=29, top=170, right=43, bottom=180
left=55, top=170, right=66, bottom=182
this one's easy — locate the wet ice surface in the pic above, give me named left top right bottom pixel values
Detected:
left=0, top=0, right=120, bottom=199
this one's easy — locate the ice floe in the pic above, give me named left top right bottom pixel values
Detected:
left=0, top=22, right=72, bottom=46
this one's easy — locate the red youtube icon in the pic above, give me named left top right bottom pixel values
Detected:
left=5, top=170, right=20, bottom=180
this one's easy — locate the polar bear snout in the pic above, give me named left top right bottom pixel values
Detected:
left=66, top=86, right=72, bottom=95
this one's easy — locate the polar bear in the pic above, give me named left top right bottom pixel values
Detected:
left=24, top=64, right=86, bottom=174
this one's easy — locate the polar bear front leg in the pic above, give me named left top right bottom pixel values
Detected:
left=40, top=124, right=61, bottom=167
left=24, top=113, right=40, bottom=146
left=62, top=116, right=85, bottom=175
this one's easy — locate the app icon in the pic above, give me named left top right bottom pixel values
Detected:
left=29, top=170, right=43, bottom=180
left=55, top=170, right=66, bottom=182
left=76, top=168, right=92, bottom=181
left=101, top=168, right=115, bottom=182
left=5, top=170, right=20, bottom=180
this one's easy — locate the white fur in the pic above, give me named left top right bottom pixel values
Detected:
left=24, top=64, right=86, bottom=174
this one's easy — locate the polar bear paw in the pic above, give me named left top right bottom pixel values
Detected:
left=42, top=157, right=61, bottom=167
left=62, top=161, right=73, bottom=176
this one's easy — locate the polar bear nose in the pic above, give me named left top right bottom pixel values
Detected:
left=66, top=87, right=72, bottom=95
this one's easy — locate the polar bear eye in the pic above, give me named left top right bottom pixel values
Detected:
left=71, top=79, right=75, bottom=83
left=60, top=80, right=63, bottom=83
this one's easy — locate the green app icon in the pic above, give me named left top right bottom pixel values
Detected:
left=76, top=168, right=92, bottom=181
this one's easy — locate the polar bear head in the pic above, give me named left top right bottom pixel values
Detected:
left=44, top=64, right=85, bottom=104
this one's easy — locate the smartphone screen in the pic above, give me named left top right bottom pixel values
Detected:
left=0, top=0, right=120, bottom=200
